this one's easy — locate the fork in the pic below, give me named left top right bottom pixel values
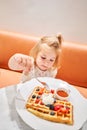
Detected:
left=35, top=78, right=50, bottom=90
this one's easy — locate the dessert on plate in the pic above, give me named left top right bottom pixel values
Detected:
left=25, top=86, right=73, bottom=125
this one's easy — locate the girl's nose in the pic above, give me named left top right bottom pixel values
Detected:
left=45, top=60, right=50, bottom=66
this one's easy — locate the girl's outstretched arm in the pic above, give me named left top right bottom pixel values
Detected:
left=8, top=53, right=34, bottom=72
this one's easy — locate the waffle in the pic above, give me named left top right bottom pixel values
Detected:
left=25, top=86, right=73, bottom=125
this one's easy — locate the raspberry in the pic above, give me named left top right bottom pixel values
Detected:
left=54, top=105, right=61, bottom=111
left=51, top=89, right=55, bottom=94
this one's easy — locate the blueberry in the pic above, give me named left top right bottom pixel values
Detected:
left=46, top=104, right=54, bottom=110
left=50, top=111, right=55, bottom=115
left=50, top=105, right=54, bottom=110
left=32, top=95, right=36, bottom=98
left=36, top=88, right=40, bottom=91
left=37, top=95, right=40, bottom=99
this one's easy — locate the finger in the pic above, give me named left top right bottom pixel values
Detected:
left=26, top=57, right=33, bottom=69
left=30, top=57, right=34, bottom=65
left=14, top=56, right=22, bottom=64
left=21, top=58, right=27, bottom=67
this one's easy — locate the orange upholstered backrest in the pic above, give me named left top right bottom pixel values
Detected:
left=56, top=42, right=87, bottom=87
left=0, top=30, right=39, bottom=69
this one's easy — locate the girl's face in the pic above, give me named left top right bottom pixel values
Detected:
left=36, top=45, right=57, bottom=71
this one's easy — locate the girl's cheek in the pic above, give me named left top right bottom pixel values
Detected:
left=48, top=62, right=54, bottom=67
left=51, top=62, right=55, bottom=67
left=36, top=58, right=42, bottom=65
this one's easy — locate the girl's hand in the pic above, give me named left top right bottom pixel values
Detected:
left=8, top=53, right=34, bottom=73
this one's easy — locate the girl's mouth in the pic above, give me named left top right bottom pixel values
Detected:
left=39, top=65, right=48, bottom=71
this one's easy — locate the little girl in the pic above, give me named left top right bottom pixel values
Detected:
left=8, top=34, right=63, bottom=83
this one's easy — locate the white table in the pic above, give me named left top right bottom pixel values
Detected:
left=0, top=85, right=34, bottom=130
left=0, top=84, right=87, bottom=130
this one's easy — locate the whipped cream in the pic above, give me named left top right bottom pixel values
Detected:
left=42, top=93, right=54, bottom=105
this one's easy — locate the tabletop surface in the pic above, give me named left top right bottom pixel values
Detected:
left=0, top=85, right=34, bottom=130
left=0, top=83, right=87, bottom=130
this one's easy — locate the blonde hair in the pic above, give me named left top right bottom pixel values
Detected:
left=30, top=34, right=63, bottom=68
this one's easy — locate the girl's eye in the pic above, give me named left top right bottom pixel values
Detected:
left=50, top=59, right=55, bottom=62
left=41, top=56, right=46, bottom=60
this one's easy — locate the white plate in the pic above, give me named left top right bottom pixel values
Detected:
left=15, top=77, right=87, bottom=130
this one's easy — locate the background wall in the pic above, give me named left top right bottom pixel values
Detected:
left=0, top=0, right=87, bottom=43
